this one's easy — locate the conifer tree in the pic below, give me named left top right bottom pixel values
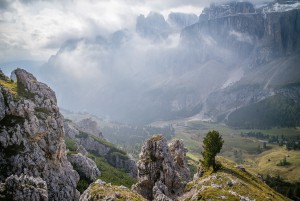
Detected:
left=201, top=130, right=224, bottom=171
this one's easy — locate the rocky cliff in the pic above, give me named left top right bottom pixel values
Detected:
left=136, top=12, right=171, bottom=41
left=179, top=1, right=300, bottom=124
left=82, top=135, right=290, bottom=201
left=168, top=12, right=198, bottom=30
left=37, top=0, right=300, bottom=125
left=68, top=153, right=101, bottom=182
left=0, top=174, right=48, bottom=201
left=132, top=135, right=191, bottom=200
left=0, top=69, right=79, bottom=200
left=77, top=118, right=104, bottom=139
left=183, top=1, right=300, bottom=61
left=134, top=0, right=300, bottom=125
left=64, top=119, right=137, bottom=177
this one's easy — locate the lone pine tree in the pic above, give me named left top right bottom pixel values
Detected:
left=201, top=130, right=224, bottom=171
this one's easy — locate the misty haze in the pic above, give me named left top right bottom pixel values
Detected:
left=1, top=0, right=300, bottom=200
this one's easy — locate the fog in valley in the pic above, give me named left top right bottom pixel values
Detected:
left=1, top=0, right=299, bottom=126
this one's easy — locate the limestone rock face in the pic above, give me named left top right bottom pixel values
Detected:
left=64, top=120, right=80, bottom=139
left=0, top=88, right=5, bottom=121
left=106, top=153, right=137, bottom=176
left=168, top=12, right=198, bottom=30
left=136, top=12, right=171, bottom=41
left=68, top=153, right=101, bottom=182
left=132, top=135, right=190, bottom=200
left=64, top=120, right=110, bottom=156
left=64, top=120, right=137, bottom=177
left=183, top=2, right=300, bottom=65
left=77, top=135, right=111, bottom=156
left=199, top=2, right=255, bottom=21
left=0, top=174, right=48, bottom=201
left=77, top=118, right=104, bottom=138
left=169, top=140, right=191, bottom=181
left=0, top=69, right=80, bottom=201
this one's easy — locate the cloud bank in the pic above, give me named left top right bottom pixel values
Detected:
left=0, top=0, right=274, bottom=123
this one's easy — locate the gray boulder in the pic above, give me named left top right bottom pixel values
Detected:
left=68, top=153, right=100, bottom=181
left=0, top=174, right=48, bottom=201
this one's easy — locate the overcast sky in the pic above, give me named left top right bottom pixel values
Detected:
left=0, top=0, right=271, bottom=64
left=0, top=0, right=273, bottom=121
left=0, top=0, right=208, bottom=63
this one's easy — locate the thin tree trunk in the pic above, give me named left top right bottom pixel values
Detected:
left=212, top=158, right=216, bottom=171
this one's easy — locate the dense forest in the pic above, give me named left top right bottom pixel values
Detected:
left=227, top=94, right=300, bottom=129
left=241, top=132, right=300, bottom=150
left=264, top=175, right=300, bottom=200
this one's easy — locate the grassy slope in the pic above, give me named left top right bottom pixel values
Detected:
left=65, top=137, right=136, bottom=193
left=83, top=181, right=146, bottom=201
left=180, top=157, right=291, bottom=201
left=88, top=153, right=136, bottom=188
left=245, top=147, right=300, bottom=182
left=67, top=152, right=136, bottom=193
left=0, top=72, right=17, bottom=95
left=171, top=119, right=300, bottom=182
left=173, top=120, right=261, bottom=161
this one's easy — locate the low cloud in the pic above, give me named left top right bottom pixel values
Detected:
left=0, top=0, right=273, bottom=62
left=0, top=0, right=274, bottom=122
left=229, top=30, right=253, bottom=44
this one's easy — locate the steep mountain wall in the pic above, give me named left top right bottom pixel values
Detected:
left=180, top=2, right=300, bottom=123
left=0, top=69, right=79, bottom=200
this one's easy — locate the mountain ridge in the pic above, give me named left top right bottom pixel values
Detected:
left=37, top=0, right=300, bottom=125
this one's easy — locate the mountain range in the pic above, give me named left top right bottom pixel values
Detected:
left=22, top=0, right=297, bottom=127
left=1, top=1, right=299, bottom=200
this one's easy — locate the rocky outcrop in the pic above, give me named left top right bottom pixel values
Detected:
left=76, top=135, right=111, bottom=156
left=64, top=119, right=80, bottom=139
left=178, top=1, right=300, bottom=123
left=68, top=153, right=101, bottom=182
left=132, top=135, right=190, bottom=200
left=106, top=153, right=138, bottom=177
left=183, top=1, right=300, bottom=63
left=80, top=179, right=146, bottom=201
left=168, top=12, right=198, bottom=30
left=199, top=2, right=255, bottom=21
left=80, top=136, right=289, bottom=201
left=77, top=134, right=137, bottom=177
left=0, top=73, right=5, bottom=121
left=64, top=120, right=137, bottom=177
left=169, top=140, right=191, bottom=181
left=0, top=174, right=48, bottom=201
left=77, top=118, right=104, bottom=138
left=136, top=12, right=171, bottom=41
left=252, top=8, right=300, bottom=66
left=0, top=69, right=80, bottom=200
left=178, top=157, right=290, bottom=201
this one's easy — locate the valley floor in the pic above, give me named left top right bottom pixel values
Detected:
left=151, top=119, right=300, bottom=183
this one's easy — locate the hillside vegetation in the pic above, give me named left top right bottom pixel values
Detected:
left=246, top=147, right=300, bottom=183
left=227, top=94, right=300, bottom=129
left=180, top=157, right=290, bottom=201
